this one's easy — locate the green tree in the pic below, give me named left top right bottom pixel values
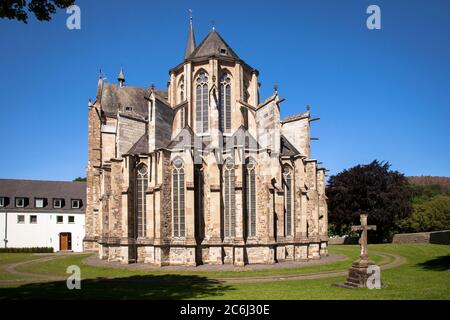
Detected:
left=0, top=0, right=74, bottom=23
left=326, top=160, right=412, bottom=242
left=73, top=177, right=86, bottom=182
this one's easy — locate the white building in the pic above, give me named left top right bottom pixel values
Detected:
left=0, top=179, right=86, bottom=252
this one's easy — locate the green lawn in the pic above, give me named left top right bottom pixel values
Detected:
left=0, top=244, right=448, bottom=299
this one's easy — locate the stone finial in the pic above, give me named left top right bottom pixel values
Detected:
left=306, top=104, right=310, bottom=111
left=150, top=83, right=155, bottom=91
left=273, top=83, right=278, bottom=93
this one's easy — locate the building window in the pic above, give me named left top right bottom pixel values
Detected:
left=30, top=215, right=37, bottom=224
left=172, top=158, right=185, bottom=238
left=195, top=71, right=209, bottom=134
left=219, top=73, right=232, bottom=133
left=17, top=215, right=25, bottom=224
left=71, top=199, right=81, bottom=209
left=15, top=197, right=25, bottom=208
left=245, top=157, right=257, bottom=237
left=136, top=163, right=148, bottom=238
left=180, top=106, right=186, bottom=128
left=57, top=216, right=63, bottom=224
left=53, top=199, right=63, bottom=209
left=223, top=158, right=236, bottom=238
left=35, top=198, right=45, bottom=208
left=68, top=216, right=75, bottom=224
left=283, top=166, right=293, bottom=237
left=0, top=197, right=5, bottom=207
left=178, top=78, right=185, bottom=104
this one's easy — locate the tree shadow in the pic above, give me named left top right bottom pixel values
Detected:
left=0, top=274, right=234, bottom=300
left=417, top=255, right=450, bottom=271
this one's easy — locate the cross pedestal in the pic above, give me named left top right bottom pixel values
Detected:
left=344, top=213, right=379, bottom=288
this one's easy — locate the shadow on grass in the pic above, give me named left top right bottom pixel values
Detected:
left=417, top=255, right=450, bottom=271
left=0, top=274, right=234, bottom=300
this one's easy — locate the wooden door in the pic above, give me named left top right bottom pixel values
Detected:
left=59, top=233, right=72, bottom=251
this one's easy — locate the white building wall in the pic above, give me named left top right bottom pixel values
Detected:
left=0, top=211, right=85, bottom=252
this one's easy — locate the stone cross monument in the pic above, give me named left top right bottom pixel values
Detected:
left=344, top=213, right=380, bottom=288
left=351, top=213, right=376, bottom=265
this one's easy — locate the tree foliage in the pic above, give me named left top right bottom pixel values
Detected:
left=73, top=177, right=86, bottom=182
left=0, top=0, right=74, bottom=23
left=326, top=160, right=412, bottom=242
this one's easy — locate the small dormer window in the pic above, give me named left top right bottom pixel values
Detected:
left=125, top=106, right=133, bottom=112
left=54, top=198, right=63, bottom=209
left=15, top=197, right=25, bottom=208
left=71, top=199, right=81, bottom=209
left=35, top=198, right=45, bottom=208
left=220, top=48, right=227, bottom=55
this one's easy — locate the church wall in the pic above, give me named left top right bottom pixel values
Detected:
left=117, top=115, right=146, bottom=156
left=281, top=116, right=310, bottom=158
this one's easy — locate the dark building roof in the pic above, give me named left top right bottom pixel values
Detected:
left=100, top=83, right=149, bottom=118
left=127, top=133, right=149, bottom=155
left=280, top=135, right=302, bottom=157
left=0, top=179, right=86, bottom=213
left=186, top=29, right=240, bottom=61
left=184, top=16, right=196, bottom=59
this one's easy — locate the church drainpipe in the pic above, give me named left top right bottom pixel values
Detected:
left=3, top=212, right=8, bottom=248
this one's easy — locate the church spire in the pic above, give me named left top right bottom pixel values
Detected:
left=184, top=10, right=196, bottom=60
left=118, top=66, right=125, bottom=88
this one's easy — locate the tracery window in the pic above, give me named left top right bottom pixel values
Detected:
left=136, top=163, right=148, bottom=237
left=219, top=73, right=232, bottom=133
left=172, top=158, right=185, bottom=237
left=245, top=157, right=256, bottom=237
left=223, top=158, right=236, bottom=237
left=282, top=165, right=293, bottom=237
left=195, top=72, right=209, bottom=133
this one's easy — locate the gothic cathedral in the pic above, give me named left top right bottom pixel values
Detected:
left=84, top=18, right=328, bottom=266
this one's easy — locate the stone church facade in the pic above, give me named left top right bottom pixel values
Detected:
left=83, top=19, right=328, bottom=266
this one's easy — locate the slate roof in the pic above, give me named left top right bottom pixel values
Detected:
left=280, top=135, right=301, bottom=157
left=282, top=110, right=310, bottom=123
left=184, top=17, right=196, bottom=59
left=186, top=29, right=240, bottom=61
left=0, top=179, right=86, bottom=213
left=100, top=83, right=149, bottom=117
left=224, top=126, right=260, bottom=149
left=100, top=83, right=168, bottom=118
left=127, top=133, right=149, bottom=155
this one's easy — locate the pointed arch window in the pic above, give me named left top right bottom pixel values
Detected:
left=245, top=157, right=256, bottom=237
left=136, top=163, right=148, bottom=238
left=219, top=73, right=232, bottom=133
left=223, top=158, right=236, bottom=238
left=178, top=79, right=184, bottom=103
left=195, top=72, right=209, bottom=134
left=172, top=158, right=185, bottom=238
left=282, top=166, right=293, bottom=237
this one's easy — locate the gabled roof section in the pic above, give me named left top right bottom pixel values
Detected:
left=100, top=83, right=148, bottom=118
left=186, top=29, right=239, bottom=61
left=127, top=133, right=148, bottom=155
left=280, top=134, right=301, bottom=157
left=224, top=126, right=260, bottom=150
left=166, top=126, right=196, bottom=149
left=282, top=110, right=310, bottom=123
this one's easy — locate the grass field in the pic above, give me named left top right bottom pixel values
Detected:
left=0, top=244, right=448, bottom=299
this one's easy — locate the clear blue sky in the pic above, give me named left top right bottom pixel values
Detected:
left=0, top=0, right=449, bottom=181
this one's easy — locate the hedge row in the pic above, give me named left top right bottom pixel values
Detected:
left=0, top=247, right=54, bottom=253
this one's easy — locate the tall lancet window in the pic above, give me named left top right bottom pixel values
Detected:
left=245, top=157, right=256, bottom=237
left=172, top=158, right=185, bottom=238
left=223, top=158, right=236, bottom=238
left=136, top=163, right=148, bottom=238
left=219, top=73, right=232, bottom=133
left=282, top=166, right=293, bottom=237
left=195, top=72, right=209, bottom=134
